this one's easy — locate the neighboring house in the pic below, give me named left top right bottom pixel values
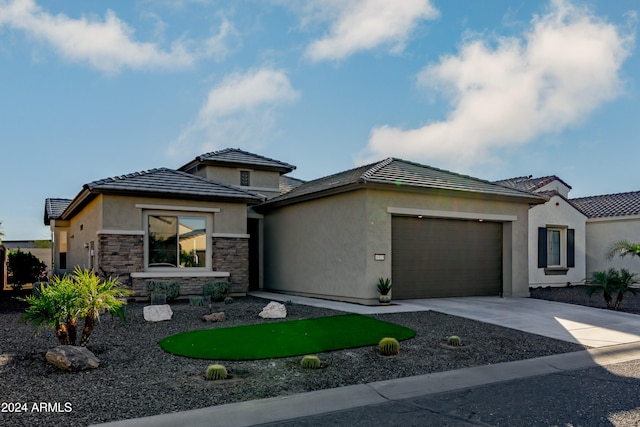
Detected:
left=571, top=191, right=640, bottom=277
left=45, top=168, right=262, bottom=297
left=495, top=176, right=587, bottom=288
left=255, top=158, right=547, bottom=305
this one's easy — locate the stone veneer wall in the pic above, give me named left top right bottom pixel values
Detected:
left=98, top=234, right=143, bottom=288
left=212, top=236, right=249, bottom=295
left=98, top=234, right=249, bottom=297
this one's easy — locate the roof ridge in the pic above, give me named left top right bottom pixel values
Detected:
left=198, top=147, right=296, bottom=169
left=360, top=158, right=394, bottom=181
left=571, top=189, right=640, bottom=201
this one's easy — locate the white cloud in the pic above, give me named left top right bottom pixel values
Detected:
left=303, top=0, right=438, bottom=62
left=169, top=68, right=299, bottom=157
left=0, top=0, right=235, bottom=73
left=357, top=0, right=634, bottom=170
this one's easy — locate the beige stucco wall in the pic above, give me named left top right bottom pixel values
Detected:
left=586, top=216, right=640, bottom=277
left=263, top=187, right=533, bottom=304
left=201, top=165, right=281, bottom=198
left=64, top=196, right=103, bottom=271
left=529, top=195, right=587, bottom=287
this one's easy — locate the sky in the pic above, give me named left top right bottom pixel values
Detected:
left=0, top=0, right=639, bottom=241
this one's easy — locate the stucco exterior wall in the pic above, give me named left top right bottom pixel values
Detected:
left=263, top=191, right=368, bottom=302
left=66, top=196, right=103, bottom=271
left=586, top=216, right=640, bottom=276
left=263, top=187, right=533, bottom=304
left=529, top=195, right=587, bottom=287
left=202, top=165, right=281, bottom=198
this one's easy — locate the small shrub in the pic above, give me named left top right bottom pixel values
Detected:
left=203, top=281, right=230, bottom=302
left=224, top=297, right=234, bottom=305
left=284, top=300, right=294, bottom=306
left=150, top=293, right=167, bottom=305
left=146, top=281, right=180, bottom=302
left=378, top=337, right=399, bottom=356
left=447, top=335, right=462, bottom=346
left=300, top=355, right=321, bottom=369
left=205, top=364, right=228, bottom=380
left=7, top=249, right=47, bottom=290
left=190, top=296, right=204, bottom=306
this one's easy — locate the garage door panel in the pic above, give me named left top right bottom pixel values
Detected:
left=392, top=217, right=502, bottom=299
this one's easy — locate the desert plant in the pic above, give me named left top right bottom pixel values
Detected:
left=146, top=281, right=180, bottom=302
left=204, top=364, right=228, bottom=380
left=376, top=277, right=392, bottom=295
left=378, top=337, right=399, bottom=356
left=23, top=267, right=130, bottom=346
left=32, top=281, right=50, bottom=298
left=447, top=335, right=462, bottom=346
left=224, top=297, right=234, bottom=305
left=190, top=296, right=204, bottom=306
left=23, top=274, right=83, bottom=345
left=586, top=269, right=620, bottom=309
left=300, top=355, right=321, bottom=369
left=7, top=249, right=47, bottom=291
left=613, top=268, right=639, bottom=310
left=203, top=281, right=230, bottom=302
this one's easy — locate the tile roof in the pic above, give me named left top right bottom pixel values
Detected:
left=258, top=158, right=547, bottom=209
left=84, top=168, right=262, bottom=201
left=494, top=175, right=572, bottom=192
left=180, top=148, right=296, bottom=173
left=44, top=198, right=72, bottom=225
left=570, top=191, right=640, bottom=218
left=279, top=175, right=306, bottom=194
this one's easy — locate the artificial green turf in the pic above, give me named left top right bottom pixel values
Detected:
left=159, top=314, right=416, bottom=360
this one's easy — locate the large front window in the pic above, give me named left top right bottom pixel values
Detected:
left=148, top=215, right=207, bottom=268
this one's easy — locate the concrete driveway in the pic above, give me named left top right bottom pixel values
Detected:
left=250, top=291, right=640, bottom=347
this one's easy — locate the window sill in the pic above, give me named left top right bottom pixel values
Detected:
left=544, top=267, right=569, bottom=276
left=131, top=271, right=230, bottom=279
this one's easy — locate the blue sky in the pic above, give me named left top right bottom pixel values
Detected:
left=0, top=0, right=638, bottom=240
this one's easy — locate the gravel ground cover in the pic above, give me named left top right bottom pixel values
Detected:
left=1, top=294, right=586, bottom=427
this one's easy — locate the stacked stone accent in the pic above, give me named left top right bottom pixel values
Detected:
left=212, top=236, right=249, bottom=295
left=98, top=234, right=143, bottom=288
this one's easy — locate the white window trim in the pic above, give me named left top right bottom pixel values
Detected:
left=143, top=210, right=213, bottom=272
left=131, top=271, right=229, bottom=279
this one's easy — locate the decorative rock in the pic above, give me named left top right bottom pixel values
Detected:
left=143, top=304, right=173, bottom=322
left=259, top=301, right=287, bottom=319
left=203, top=312, right=226, bottom=322
left=45, top=345, right=100, bottom=371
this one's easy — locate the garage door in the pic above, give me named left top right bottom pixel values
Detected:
left=392, top=216, right=502, bottom=298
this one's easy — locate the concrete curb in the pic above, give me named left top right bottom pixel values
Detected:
left=91, top=342, right=640, bottom=427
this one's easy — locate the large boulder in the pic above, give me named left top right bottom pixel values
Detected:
left=259, top=301, right=287, bottom=319
left=203, top=312, right=226, bottom=322
left=46, top=345, right=100, bottom=371
left=143, top=304, right=173, bottom=322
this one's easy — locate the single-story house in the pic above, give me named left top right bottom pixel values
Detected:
left=494, top=176, right=588, bottom=287
left=571, top=191, right=640, bottom=277
left=255, top=158, right=547, bottom=305
left=45, top=167, right=263, bottom=297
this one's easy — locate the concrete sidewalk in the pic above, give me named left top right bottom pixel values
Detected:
left=93, top=342, right=640, bottom=427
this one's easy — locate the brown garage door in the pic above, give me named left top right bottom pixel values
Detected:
left=392, top=216, right=502, bottom=298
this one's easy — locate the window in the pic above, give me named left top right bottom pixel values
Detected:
left=59, top=231, right=67, bottom=270
left=538, top=227, right=575, bottom=274
left=240, top=170, right=250, bottom=187
left=147, top=214, right=208, bottom=269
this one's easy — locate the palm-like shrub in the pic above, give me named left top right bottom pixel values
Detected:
left=23, top=267, right=130, bottom=346
left=607, top=240, right=640, bottom=261
left=613, top=269, right=639, bottom=310
left=586, top=269, right=619, bottom=309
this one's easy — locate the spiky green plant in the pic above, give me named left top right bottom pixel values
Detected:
left=378, top=337, right=399, bottom=356
left=376, top=277, right=392, bottom=295
left=587, top=269, right=620, bottom=309
left=447, top=335, right=462, bottom=346
left=205, top=364, right=228, bottom=380
left=203, top=281, right=230, bottom=302
left=607, top=240, right=640, bottom=261
left=613, top=268, right=639, bottom=310
left=300, top=355, right=321, bottom=369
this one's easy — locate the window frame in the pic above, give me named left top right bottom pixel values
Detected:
left=240, top=170, right=250, bottom=187
left=143, top=210, right=212, bottom=272
left=538, top=226, right=575, bottom=275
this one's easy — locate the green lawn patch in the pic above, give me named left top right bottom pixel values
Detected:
left=159, top=314, right=416, bottom=360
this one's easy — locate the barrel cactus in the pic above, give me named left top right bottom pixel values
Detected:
left=378, top=337, right=400, bottom=356
left=447, top=335, right=462, bottom=346
left=205, top=364, right=228, bottom=380
left=300, top=355, right=321, bottom=369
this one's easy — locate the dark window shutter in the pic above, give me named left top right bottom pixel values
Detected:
left=538, top=227, right=547, bottom=268
left=567, top=229, right=575, bottom=268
